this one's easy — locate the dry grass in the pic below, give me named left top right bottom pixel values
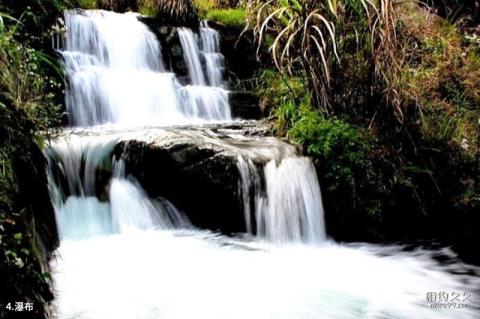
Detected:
left=97, top=0, right=198, bottom=23
left=245, top=0, right=401, bottom=117
left=138, top=0, right=197, bottom=20
left=396, top=3, right=480, bottom=155
left=97, top=0, right=136, bottom=11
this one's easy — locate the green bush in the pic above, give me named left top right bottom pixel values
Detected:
left=285, top=105, right=385, bottom=216
left=259, top=66, right=387, bottom=217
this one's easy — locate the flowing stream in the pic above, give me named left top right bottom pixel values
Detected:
left=47, top=9, right=479, bottom=319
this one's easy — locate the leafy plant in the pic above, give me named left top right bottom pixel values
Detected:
left=0, top=17, right=63, bottom=132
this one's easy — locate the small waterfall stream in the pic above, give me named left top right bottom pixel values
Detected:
left=47, top=9, right=479, bottom=319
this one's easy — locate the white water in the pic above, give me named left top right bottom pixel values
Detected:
left=178, top=28, right=206, bottom=86
left=48, top=130, right=479, bottom=319
left=200, top=21, right=225, bottom=88
left=237, top=156, right=326, bottom=243
left=59, top=10, right=231, bottom=126
left=178, top=21, right=231, bottom=120
left=48, top=9, right=479, bottom=319
left=46, top=135, right=189, bottom=240
left=52, top=230, right=480, bottom=319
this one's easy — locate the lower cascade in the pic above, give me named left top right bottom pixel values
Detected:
left=46, top=9, right=479, bottom=319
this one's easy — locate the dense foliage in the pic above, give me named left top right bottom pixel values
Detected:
left=0, top=2, right=69, bottom=317
left=250, top=1, right=479, bottom=243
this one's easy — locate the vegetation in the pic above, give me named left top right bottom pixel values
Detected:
left=250, top=1, right=480, bottom=242
left=245, top=0, right=399, bottom=116
left=194, top=0, right=246, bottom=27
left=0, top=2, right=69, bottom=317
left=0, top=20, right=64, bottom=132
left=205, top=8, right=245, bottom=27
left=95, top=0, right=199, bottom=24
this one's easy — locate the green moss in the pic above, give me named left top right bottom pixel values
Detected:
left=205, top=8, right=245, bottom=27
left=77, top=0, right=97, bottom=9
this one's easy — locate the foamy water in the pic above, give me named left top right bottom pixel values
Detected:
left=51, top=230, right=479, bottom=319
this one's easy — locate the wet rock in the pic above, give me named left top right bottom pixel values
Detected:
left=207, top=21, right=260, bottom=84
left=120, top=140, right=245, bottom=234
left=74, top=123, right=285, bottom=234
left=229, top=92, right=261, bottom=120
left=13, top=144, right=58, bottom=260
left=139, top=22, right=190, bottom=84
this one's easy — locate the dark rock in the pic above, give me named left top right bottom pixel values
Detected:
left=117, top=139, right=246, bottom=234
left=229, top=91, right=261, bottom=120
left=139, top=21, right=190, bottom=84
left=74, top=123, right=283, bottom=235
left=207, top=22, right=260, bottom=85
left=13, top=145, right=59, bottom=258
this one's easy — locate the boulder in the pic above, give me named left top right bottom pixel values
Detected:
left=113, top=122, right=279, bottom=234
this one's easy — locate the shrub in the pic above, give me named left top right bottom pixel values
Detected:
left=285, top=104, right=385, bottom=216
left=0, top=17, right=63, bottom=132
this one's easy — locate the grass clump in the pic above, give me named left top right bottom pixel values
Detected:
left=193, top=0, right=216, bottom=13
left=0, top=16, right=64, bottom=132
left=137, top=0, right=197, bottom=20
left=245, top=0, right=399, bottom=117
left=205, top=8, right=245, bottom=27
left=193, top=0, right=246, bottom=27
left=395, top=4, right=480, bottom=157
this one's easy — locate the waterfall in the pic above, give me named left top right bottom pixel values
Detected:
left=47, top=9, right=480, bottom=319
left=46, top=135, right=189, bottom=240
left=59, top=10, right=231, bottom=126
left=200, top=21, right=225, bottom=88
left=237, top=156, right=326, bottom=244
left=178, top=21, right=231, bottom=121
left=178, top=28, right=206, bottom=86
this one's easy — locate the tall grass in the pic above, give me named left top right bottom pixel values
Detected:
left=138, top=0, right=197, bottom=21
left=245, top=0, right=402, bottom=119
left=97, top=0, right=136, bottom=11
left=0, top=13, right=63, bottom=131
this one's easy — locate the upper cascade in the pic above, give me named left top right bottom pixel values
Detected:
left=57, top=10, right=231, bottom=127
left=177, top=21, right=230, bottom=120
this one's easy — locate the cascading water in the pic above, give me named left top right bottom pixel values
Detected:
left=46, top=135, right=189, bottom=240
left=58, top=10, right=230, bottom=126
left=237, top=156, right=326, bottom=243
left=178, top=21, right=231, bottom=121
left=47, top=9, right=479, bottom=319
